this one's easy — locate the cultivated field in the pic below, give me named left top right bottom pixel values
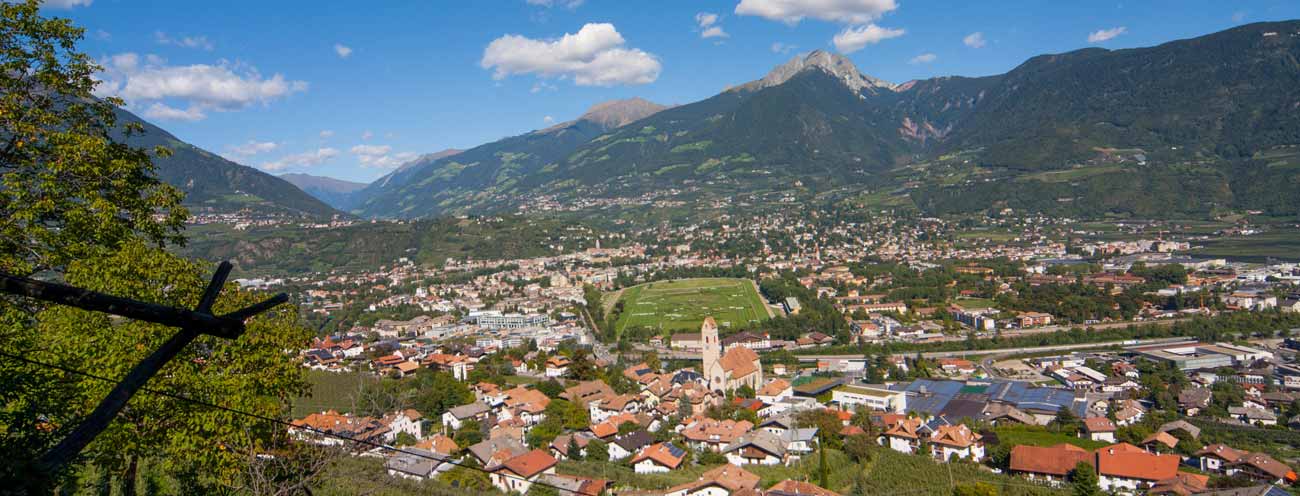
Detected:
left=612, top=278, right=771, bottom=334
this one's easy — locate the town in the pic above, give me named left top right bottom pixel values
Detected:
left=267, top=211, right=1300, bottom=496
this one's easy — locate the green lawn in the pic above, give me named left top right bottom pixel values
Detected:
left=992, top=425, right=1109, bottom=450
left=612, top=278, right=770, bottom=335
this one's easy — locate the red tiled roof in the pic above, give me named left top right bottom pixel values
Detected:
left=500, top=449, right=557, bottom=479
left=1096, top=443, right=1180, bottom=481
left=630, top=443, right=685, bottom=469
left=1010, top=444, right=1092, bottom=476
left=768, top=479, right=841, bottom=496
left=1083, top=417, right=1116, bottom=433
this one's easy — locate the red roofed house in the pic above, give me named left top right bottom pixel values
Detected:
left=630, top=442, right=687, bottom=474
left=1096, top=443, right=1180, bottom=492
left=878, top=417, right=923, bottom=454
left=1083, top=417, right=1117, bottom=443
left=928, top=424, right=984, bottom=462
left=1009, top=444, right=1093, bottom=486
left=490, top=449, right=557, bottom=494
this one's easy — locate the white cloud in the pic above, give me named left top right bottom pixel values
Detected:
left=695, top=12, right=729, bottom=39
left=142, top=102, right=205, bottom=121
left=155, top=31, right=214, bottom=51
left=735, top=0, right=897, bottom=25
left=334, top=43, right=353, bottom=58
left=95, top=52, right=307, bottom=121
left=908, top=53, right=936, bottom=64
left=319, top=130, right=335, bottom=139
left=40, top=0, right=92, bottom=8
left=1087, top=26, right=1127, bottom=43
left=361, top=130, right=373, bottom=140
left=771, top=42, right=797, bottom=54
left=350, top=144, right=415, bottom=169
left=94, top=29, right=111, bottom=41
left=1232, top=11, right=1247, bottom=23
left=227, top=140, right=279, bottom=157
left=543, top=115, right=555, bottom=124
left=260, top=147, right=338, bottom=172
left=832, top=24, right=904, bottom=53
left=963, top=32, right=986, bottom=48
left=481, top=23, right=661, bottom=87
left=350, top=144, right=391, bottom=156
left=701, top=26, right=728, bottom=39
left=525, top=0, right=583, bottom=8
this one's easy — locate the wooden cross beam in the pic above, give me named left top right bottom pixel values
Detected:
left=0, top=261, right=289, bottom=475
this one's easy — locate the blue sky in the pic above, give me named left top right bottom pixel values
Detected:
left=51, top=0, right=1300, bottom=183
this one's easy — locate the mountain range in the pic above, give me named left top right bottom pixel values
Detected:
left=333, top=20, right=1300, bottom=219
left=131, top=21, right=1300, bottom=221
left=113, top=108, right=341, bottom=218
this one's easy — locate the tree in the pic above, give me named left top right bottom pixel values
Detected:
left=1071, top=461, right=1102, bottom=496
left=454, top=420, right=483, bottom=447
left=411, top=370, right=473, bottom=418
left=586, top=440, right=609, bottom=462
left=643, top=351, right=661, bottom=371
left=1051, top=405, right=1082, bottom=434
left=440, top=457, right=490, bottom=490
left=392, top=432, right=418, bottom=447
left=567, top=437, right=583, bottom=461
left=568, top=348, right=597, bottom=381
left=842, top=433, right=874, bottom=463
left=23, top=243, right=311, bottom=494
left=0, top=0, right=187, bottom=488
left=537, top=378, right=565, bottom=399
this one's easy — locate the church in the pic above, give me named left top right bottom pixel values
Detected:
left=700, top=317, right=763, bottom=393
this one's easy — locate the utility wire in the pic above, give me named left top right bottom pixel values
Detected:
left=0, top=350, right=581, bottom=495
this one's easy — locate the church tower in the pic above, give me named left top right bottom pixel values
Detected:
left=700, top=317, right=722, bottom=392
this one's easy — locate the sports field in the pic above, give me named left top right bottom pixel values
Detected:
left=612, top=278, right=771, bottom=334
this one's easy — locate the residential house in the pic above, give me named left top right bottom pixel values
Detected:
left=1083, top=417, right=1117, bottom=443
left=1009, top=444, right=1093, bottom=486
left=381, top=409, right=423, bottom=443
left=1096, top=443, right=1180, bottom=492
left=723, top=430, right=789, bottom=466
left=608, top=430, right=655, bottom=461
left=661, top=464, right=760, bottom=496
left=1229, top=453, right=1297, bottom=485
left=468, top=437, right=528, bottom=469
left=489, top=449, right=557, bottom=495
left=544, top=356, right=571, bottom=378
left=630, top=442, right=687, bottom=474
left=878, top=417, right=923, bottom=454
left=384, top=448, right=450, bottom=481
left=442, top=402, right=490, bottom=430
left=928, top=424, right=984, bottom=462
left=767, top=480, right=842, bottom=496
left=680, top=418, right=753, bottom=452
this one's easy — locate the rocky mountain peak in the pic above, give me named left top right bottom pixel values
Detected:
left=578, top=97, right=669, bottom=129
left=737, top=49, right=894, bottom=94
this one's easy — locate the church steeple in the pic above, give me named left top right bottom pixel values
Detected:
left=700, top=317, right=722, bottom=392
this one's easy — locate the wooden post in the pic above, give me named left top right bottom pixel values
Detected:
left=0, top=261, right=291, bottom=475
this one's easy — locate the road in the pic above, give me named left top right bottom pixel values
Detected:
left=793, top=336, right=1197, bottom=361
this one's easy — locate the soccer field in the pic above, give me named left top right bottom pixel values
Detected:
left=612, top=278, right=771, bottom=335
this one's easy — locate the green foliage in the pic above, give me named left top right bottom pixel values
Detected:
left=1070, top=462, right=1101, bottom=496
left=586, top=440, right=608, bottom=462
left=6, top=242, right=311, bottom=491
